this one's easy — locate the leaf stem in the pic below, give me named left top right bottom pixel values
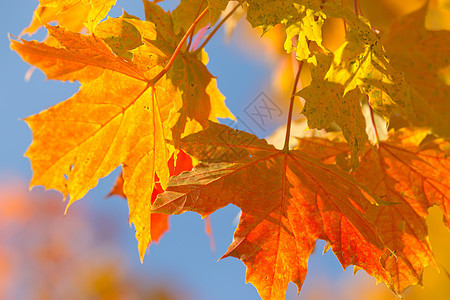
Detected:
left=282, top=60, right=303, bottom=152
left=366, top=95, right=380, bottom=147
left=353, top=0, right=363, bottom=16
left=353, top=0, right=359, bottom=16
left=150, top=7, right=209, bottom=85
left=194, top=1, right=243, bottom=54
left=186, top=0, right=206, bottom=51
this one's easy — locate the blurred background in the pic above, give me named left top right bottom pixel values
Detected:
left=1, top=0, right=449, bottom=299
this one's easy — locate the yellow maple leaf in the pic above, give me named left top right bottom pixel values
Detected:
left=284, top=0, right=326, bottom=61
left=23, top=0, right=117, bottom=35
left=11, top=19, right=181, bottom=261
left=323, top=3, right=407, bottom=119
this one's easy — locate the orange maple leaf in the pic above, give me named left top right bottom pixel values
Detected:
left=297, top=128, right=450, bottom=294
left=11, top=19, right=180, bottom=261
left=153, top=122, right=385, bottom=299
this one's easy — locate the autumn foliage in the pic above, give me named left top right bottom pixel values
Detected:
left=10, top=0, right=450, bottom=299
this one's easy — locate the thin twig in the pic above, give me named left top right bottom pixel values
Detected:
left=186, top=0, right=206, bottom=51
left=357, top=0, right=363, bottom=16
left=353, top=0, right=364, bottom=16
left=194, top=1, right=243, bottom=54
left=150, top=7, right=209, bottom=85
left=353, top=0, right=359, bottom=16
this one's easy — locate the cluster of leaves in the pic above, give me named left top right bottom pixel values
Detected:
left=11, top=0, right=450, bottom=299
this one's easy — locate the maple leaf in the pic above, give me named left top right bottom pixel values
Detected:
left=110, top=150, right=193, bottom=246
left=153, top=122, right=386, bottom=299
left=299, top=53, right=368, bottom=167
left=208, top=0, right=325, bottom=61
left=12, top=20, right=149, bottom=82
left=94, top=13, right=144, bottom=60
left=22, top=3, right=90, bottom=36
left=283, top=0, right=326, bottom=61
left=11, top=18, right=181, bottom=261
left=297, top=128, right=450, bottom=294
left=245, top=0, right=295, bottom=29
left=23, top=0, right=117, bottom=35
left=322, top=2, right=408, bottom=119
left=382, top=4, right=450, bottom=137
left=172, top=0, right=210, bottom=34
left=293, top=3, right=412, bottom=167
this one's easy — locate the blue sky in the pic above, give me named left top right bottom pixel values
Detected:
left=0, top=1, right=375, bottom=299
